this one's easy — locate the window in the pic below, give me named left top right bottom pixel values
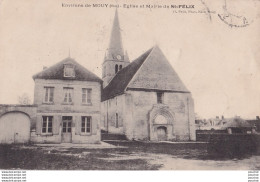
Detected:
left=63, top=87, right=73, bottom=103
left=115, top=64, right=118, bottom=73
left=157, top=92, right=164, bottom=104
left=119, top=65, right=122, bottom=70
left=82, top=88, right=92, bottom=104
left=44, top=87, right=54, bottom=103
left=81, top=116, right=91, bottom=133
left=42, top=116, right=53, bottom=133
left=64, top=64, right=75, bottom=77
left=115, top=113, right=119, bottom=128
left=62, top=116, right=72, bottom=133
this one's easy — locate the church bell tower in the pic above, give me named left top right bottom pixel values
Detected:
left=102, top=9, right=130, bottom=88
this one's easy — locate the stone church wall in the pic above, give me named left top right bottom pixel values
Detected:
left=101, top=90, right=196, bottom=141
left=124, top=90, right=195, bottom=141
left=101, top=94, right=125, bottom=134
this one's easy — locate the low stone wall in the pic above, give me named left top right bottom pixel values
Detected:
left=0, top=104, right=37, bottom=119
left=196, top=130, right=227, bottom=142
left=207, top=134, right=259, bottom=157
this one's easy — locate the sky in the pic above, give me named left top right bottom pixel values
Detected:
left=0, top=0, right=259, bottom=119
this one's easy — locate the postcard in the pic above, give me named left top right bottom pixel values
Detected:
left=0, top=0, right=259, bottom=180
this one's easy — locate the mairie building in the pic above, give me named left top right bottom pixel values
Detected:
left=0, top=58, right=102, bottom=144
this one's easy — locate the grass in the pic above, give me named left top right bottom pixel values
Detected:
left=0, top=141, right=258, bottom=170
left=0, top=143, right=161, bottom=170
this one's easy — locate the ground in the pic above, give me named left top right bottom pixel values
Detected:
left=0, top=141, right=259, bottom=170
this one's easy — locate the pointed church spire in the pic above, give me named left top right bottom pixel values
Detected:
left=106, top=8, right=124, bottom=60
left=102, top=9, right=130, bottom=88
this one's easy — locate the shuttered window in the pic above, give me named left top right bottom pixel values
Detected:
left=42, top=116, right=53, bottom=133
left=81, top=116, right=91, bottom=133
left=44, top=87, right=54, bottom=103
left=63, top=87, right=73, bottom=103
left=82, top=88, right=92, bottom=104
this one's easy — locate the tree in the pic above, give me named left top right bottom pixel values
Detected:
left=18, top=93, right=31, bottom=105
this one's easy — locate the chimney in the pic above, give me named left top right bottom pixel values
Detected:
left=43, top=66, right=47, bottom=70
left=222, top=115, right=224, bottom=120
left=216, top=116, right=219, bottom=119
left=256, top=116, right=260, bottom=120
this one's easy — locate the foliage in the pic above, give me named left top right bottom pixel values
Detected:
left=18, top=93, right=31, bottom=105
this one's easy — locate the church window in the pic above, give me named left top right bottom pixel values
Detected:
left=157, top=92, right=164, bottom=104
left=42, top=116, right=53, bottom=133
left=119, top=65, right=122, bottom=70
left=115, top=113, right=119, bottom=128
left=63, top=87, right=73, bottom=103
left=81, top=116, right=91, bottom=133
left=115, top=64, right=118, bottom=73
left=44, top=87, right=54, bottom=103
left=64, top=64, right=75, bottom=77
left=82, top=88, right=92, bottom=104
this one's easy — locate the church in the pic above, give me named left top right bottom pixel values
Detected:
left=100, top=10, right=196, bottom=141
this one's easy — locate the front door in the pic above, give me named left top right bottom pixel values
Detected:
left=157, top=126, right=167, bottom=141
left=61, top=116, right=72, bottom=143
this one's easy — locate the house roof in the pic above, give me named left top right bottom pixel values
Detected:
left=102, top=48, right=153, bottom=101
left=221, top=118, right=253, bottom=128
left=102, top=45, right=190, bottom=101
left=32, top=57, right=102, bottom=83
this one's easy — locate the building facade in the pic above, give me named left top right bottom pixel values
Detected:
left=0, top=57, right=102, bottom=144
left=101, top=10, right=196, bottom=141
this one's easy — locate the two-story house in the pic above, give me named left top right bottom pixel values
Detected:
left=31, top=57, right=102, bottom=143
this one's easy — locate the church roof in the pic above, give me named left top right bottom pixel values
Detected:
left=102, top=46, right=190, bottom=101
left=102, top=48, right=153, bottom=101
left=32, top=57, right=102, bottom=83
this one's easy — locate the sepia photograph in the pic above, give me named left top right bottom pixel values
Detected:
left=0, top=0, right=259, bottom=176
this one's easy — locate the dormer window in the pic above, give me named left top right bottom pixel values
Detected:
left=64, top=64, right=75, bottom=77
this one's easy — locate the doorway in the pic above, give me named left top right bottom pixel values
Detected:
left=157, top=126, right=167, bottom=141
left=0, top=112, right=30, bottom=144
left=61, top=116, right=72, bottom=143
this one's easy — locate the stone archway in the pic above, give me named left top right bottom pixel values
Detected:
left=148, top=105, right=175, bottom=141
left=154, top=115, right=168, bottom=125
